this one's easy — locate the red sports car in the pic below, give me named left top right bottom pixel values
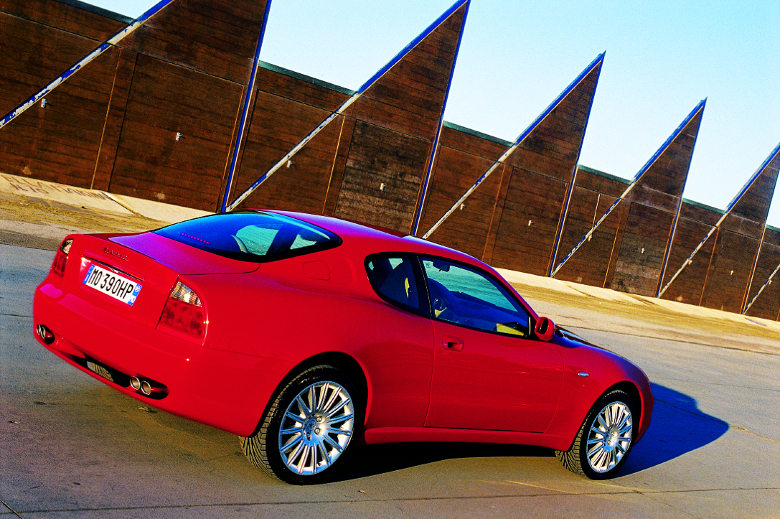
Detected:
left=34, top=210, right=652, bottom=483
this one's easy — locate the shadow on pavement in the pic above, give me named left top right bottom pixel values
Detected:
left=336, top=443, right=551, bottom=482
left=335, top=382, right=728, bottom=481
left=621, top=382, right=729, bottom=475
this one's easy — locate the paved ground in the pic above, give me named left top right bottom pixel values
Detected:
left=1, top=174, right=779, bottom=517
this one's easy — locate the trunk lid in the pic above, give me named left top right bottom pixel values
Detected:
left=63, top=234, right=182, bottom=328
left=62, top=233, right=254, bottom=330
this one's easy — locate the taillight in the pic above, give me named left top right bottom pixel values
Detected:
left=52, top=238, right=72, bottom=277
left=159, top=280, right=206, bottom=339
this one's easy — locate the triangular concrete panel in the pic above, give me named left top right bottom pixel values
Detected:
left=662, top=142, right=779, bottom=310
left=554, top=102, right=704, bottom=294
left=418, top=54, right=603, bottom=272
left=658, top=202, right=721, bottom=305
left=333, top=0, right=470, bottom=232
left=229, top=0, right=469, bottom=229
left=744, top=229, right=780, bottom=320
left=701, top=144, right=780, bottom=311
left=486, top=56, right=603, bottom=275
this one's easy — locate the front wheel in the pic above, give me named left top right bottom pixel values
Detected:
left=240, top=365, right=361, bottom=484
left=556, top=389, right=636, bottom=479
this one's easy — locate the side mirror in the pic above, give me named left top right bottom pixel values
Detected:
left=534, top=316, right=556, bottom=342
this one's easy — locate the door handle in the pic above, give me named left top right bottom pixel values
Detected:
left=443, top=337, right=463, bottom=351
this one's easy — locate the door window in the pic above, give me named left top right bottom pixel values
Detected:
left=421, top=257, right=531, bottom=336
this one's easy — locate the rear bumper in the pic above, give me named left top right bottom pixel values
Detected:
left=33, top=280, right=282, bottom=436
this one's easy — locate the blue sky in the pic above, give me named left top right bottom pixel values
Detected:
left=90, top=0, right=780, bottom=226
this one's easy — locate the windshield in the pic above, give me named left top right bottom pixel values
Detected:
left=154, top=211, right=341, bottom=262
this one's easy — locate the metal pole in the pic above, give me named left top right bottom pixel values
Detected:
left=0, top=0, right=176, bottom=130
left=742, top=262, right=780, bottom=315
left=410, top=1, right=471, bottom=236
left=741, top=224, right=767, bottom=312
left=549, top=182, right=638, bottom=278
left=422, top=144, right=519, bottom=239
left=225, top=99, right=356, bottom=212
left=219, top=0, right=272, bottom=213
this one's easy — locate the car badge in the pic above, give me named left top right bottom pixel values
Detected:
left=103, top=247, right=128, bottom=262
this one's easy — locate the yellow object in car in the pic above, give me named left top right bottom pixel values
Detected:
left=495, top=323, right=525, bottom=336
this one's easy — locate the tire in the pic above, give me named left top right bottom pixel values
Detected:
left=556, top=389, right=636, bottom=479
left=240, top=365, right=361, bottom=484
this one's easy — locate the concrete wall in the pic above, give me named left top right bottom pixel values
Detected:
left=0, top=0, right=777, bottom=319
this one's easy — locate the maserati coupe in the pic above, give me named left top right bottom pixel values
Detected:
left=33, top=210, right=652, bottom=483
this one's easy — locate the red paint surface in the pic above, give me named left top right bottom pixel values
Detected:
left=33, top=210, right=652, bottom=452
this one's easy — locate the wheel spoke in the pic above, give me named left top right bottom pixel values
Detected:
left=295, top=395, right=311, bottom=418
left=326, top=398, right=349, bottom=418
left=322, top=386, right=342, bottom=414
left=600, top=449, right=611, bottom=470
left=296, top=445, right=312, bottom=474
left=316, top=441, right=330, bottom=468
left=591, top=449, right=606, bottom=471
left=587, top=438, right=603, bottom=447
left=286, top=441, right=304, bottom=465
left=315, top=382, right=330, bottom=412
left=329, top=412, right=353, bottom=425
left=616, top=409, right=629, bottom=429
left=609, top=407, right=618, bottom=425
left=327, top=426, right=351, bottom=437
left=280, top=432, right=303, bottom=453
left=307, top=386, right=317, bottom=414
left=587, top=442, right=603, bottom=457
left=285, top=410, right=303, bottom=423
left=323, top=433, right=345, bottom=452
left=310, top=441, right=319, bottom=471
left=280, top=425, right=303, bottom=436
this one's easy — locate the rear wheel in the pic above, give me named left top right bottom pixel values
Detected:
left=240, top=365, right=360, bottom=484
left=556, top=389, right=635, bottom=479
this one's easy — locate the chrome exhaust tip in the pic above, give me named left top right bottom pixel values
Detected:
left=130, top=376, right=142, bottom=391
left=140, top=380, right=152, bottom=396
left=35, top=324, right=55, bottom=345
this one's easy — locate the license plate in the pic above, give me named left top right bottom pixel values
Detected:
left=83, top=264, right=142, bottom=305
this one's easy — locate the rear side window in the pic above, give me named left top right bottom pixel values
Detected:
left=366, top=255, right=424, bottom=315
left=155, top=211, right=341, bottom=262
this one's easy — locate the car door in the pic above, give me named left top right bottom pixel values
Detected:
left=420, top=257, right=564, bottom=433
left=363, top=254, right=435, bottom=429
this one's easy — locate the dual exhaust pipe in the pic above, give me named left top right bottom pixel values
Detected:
left=36, top=323, right=167, bottom=399
left=130, top=376, right=166, bottom=397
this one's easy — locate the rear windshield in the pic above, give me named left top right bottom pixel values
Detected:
left=154, top=211, right=341, bottom=262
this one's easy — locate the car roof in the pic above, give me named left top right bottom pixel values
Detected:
left=272, top=210, right=486, bottom=268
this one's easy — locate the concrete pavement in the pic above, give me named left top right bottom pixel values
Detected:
left=1, top=171, right=778, bottom=517
left=1, top=243, right=778, bottom=518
